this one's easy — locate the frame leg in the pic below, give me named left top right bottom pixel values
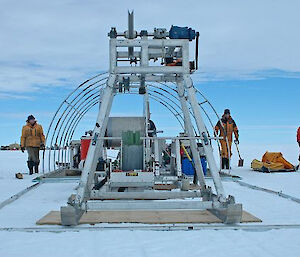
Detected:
left=176, top=80, right=206, bottom=190
left=76, top=74, right=116, bottom=206
left=183, top=75, right=225, bottom=200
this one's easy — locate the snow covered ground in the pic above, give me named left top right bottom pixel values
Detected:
left=0, top=147, right=300, bottom=257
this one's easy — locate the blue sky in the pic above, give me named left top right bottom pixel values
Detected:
left=0, top=0, right=299, bottom=148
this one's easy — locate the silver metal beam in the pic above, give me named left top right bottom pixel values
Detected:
left=76, top=75, right=116, bottom=206
left=86, top=200, right=218, bottom=210
left=176, top=80, right=206, bottom=189
left=90, top=190, right=202, bottom=200
left=183, top=75, right=225, bottom=200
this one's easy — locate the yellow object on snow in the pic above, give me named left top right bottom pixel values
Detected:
left=262, top=152, right=294, bottom=169
left=251, top=151, right=295, bottom=172
left=251, top=159, right=284, bottom=170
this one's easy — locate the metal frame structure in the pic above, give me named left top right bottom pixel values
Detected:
left=44, top=12, right=242, bottom=225
left=42, top=78, right=231, bottom=174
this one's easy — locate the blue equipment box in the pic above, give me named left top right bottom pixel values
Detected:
left=182, top=157, right=207, bottom=175
left=169, top=26, right=196, bottom=41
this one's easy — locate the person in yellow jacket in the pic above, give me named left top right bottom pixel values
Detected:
left=215, top=109, right=239, bottom=169
left=20, top=115, right=45, bottom=174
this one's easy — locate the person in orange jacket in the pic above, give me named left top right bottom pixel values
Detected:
left=20, top=115, right=45, bottom=174
left=215, top=109, right=239, bottom=169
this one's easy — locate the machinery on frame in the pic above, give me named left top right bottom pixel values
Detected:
left=44, top=12, right=242, bottom=226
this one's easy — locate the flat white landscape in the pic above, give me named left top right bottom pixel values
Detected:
left=0, top=146, right=299, bottom=257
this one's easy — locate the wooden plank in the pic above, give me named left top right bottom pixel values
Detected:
left=154, top=184, right=201, bottom=191
left=36, top=210, right=261, bottom=225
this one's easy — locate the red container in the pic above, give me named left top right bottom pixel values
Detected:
left=80, top=138, right=91, bottom=160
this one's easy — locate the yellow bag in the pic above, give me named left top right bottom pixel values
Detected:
left=251, top=159, right=285, bottom=171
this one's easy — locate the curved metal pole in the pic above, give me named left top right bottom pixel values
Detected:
left=147, top=86, right=197, bottom=127
left=66, top=89, right=188, bottom=149
left=50, top=78, right=108, bottom=170
left=169, top=81, right=230, bottom=170
left=67, top=91, right=186, bottom=146
left=46, top=84, right=212, bottom=173
left=68, top=101, right=100, bottom=143
left=63, top=100, right=100, bottom=168
left=49, top=98, right=100, bottom=172
left=59, top=93, right=104, bottom=166
left=68, top=92, right=186, bottom=149
left=199, top=104, right=222, bottom=159
left=148, top=83, right=179, bottom=100
left=148, top=89, right=182, bottom=112
left=45, top=77, right=108, bottom=172
left=146, top=86, right=198, bottom=135
left=48, top=77, right=107, bottom=148
left=156, top=82, right=178, bottom=93
left=42, top=72, right=108, bottom=172
left=195, top=88, right=231, bottom=171
left=63, top=94, right=186, bottom=171
left=50, top=81, right=185, bottom=171
left=55, top=83, right=107, bottom=167
left=54, top=94, right=103, bottom=171
left=47, top=90, right=189, bottom=174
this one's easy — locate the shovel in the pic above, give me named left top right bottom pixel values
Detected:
left=235, top=141, right=244, bottom=167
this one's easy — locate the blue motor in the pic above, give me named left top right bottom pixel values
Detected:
left=169, top=26, right=196, bottom=41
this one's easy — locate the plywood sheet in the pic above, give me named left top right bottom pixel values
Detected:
left=36, top=210, right=261, bottom=225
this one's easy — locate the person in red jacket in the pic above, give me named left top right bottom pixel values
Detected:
left=297, top=127, right=300, bottom=163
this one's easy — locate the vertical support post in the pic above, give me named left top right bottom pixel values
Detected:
left=175, top=139, right=182, bottom=177
left=154, top=138, right=160, bottom=176
left=183, top=74, right=225, bottom=199
left=176, top=80, right=206, bottom=190
left=120, top=139, right=123, bottom=170
left=128, top=10, right=134, bottom=60
left=109, top=39, right=117, bottom=73
left=141, top=34, right=149, bottom=169
left=69, top=146, right=74, bottom=169
left=143, top=91, right=151, bottom=166
left=141, top=37, right=149, bottom=67
left=181, top=40, right=190, bottom=74
left=98, top=91, right=116, bottom=160
left=75, top=75, right=117, bottom=206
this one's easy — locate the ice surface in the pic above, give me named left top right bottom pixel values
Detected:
left=0, top=146, right=300, bottom=257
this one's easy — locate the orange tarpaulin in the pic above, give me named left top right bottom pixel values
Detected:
left=262, top=152, right=294, bottom=169
left=251, top=151, right=295, bottom=172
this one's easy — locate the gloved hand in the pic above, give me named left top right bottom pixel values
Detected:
left=234, top=139, right=239, bottom=145
left=21, top=147, right=25, bottom=153
left=40, top=143, right=45, bottom=150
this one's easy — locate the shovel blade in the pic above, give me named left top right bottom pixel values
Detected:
left=238, top=159, right=244, bottom=167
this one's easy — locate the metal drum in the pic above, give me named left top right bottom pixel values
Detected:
left=106, top=117, right=145, bottom=147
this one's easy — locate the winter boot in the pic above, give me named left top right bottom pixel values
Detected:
left=34, top=163, right=39, bottom=174
left=27, top=161, right=34, bottom=175
left=221, top=158, right=226, bottom=169
left=224, top=158, right=230, bottom=170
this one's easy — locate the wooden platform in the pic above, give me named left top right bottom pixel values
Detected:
left=36, top=210, right=261, bottom=225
